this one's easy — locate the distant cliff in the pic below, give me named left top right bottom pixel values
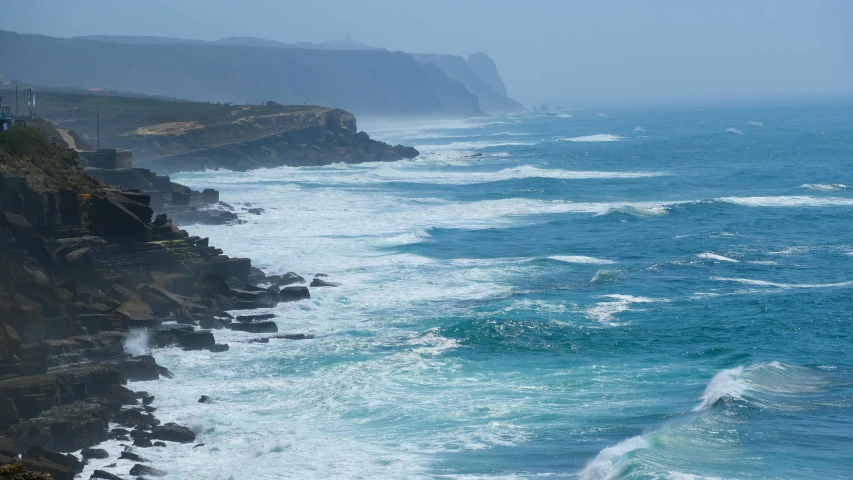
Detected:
left=0, top=30, right=480, bottom=117
left=411, top=53, right=524, bottom=113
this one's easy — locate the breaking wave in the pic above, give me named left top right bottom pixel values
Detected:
left=800, top=183, right=850, bottom=191
left=697, top=252, right=738, bottom=263
left=548, top=255, right=615, bottom=265
left=560, top=134, right=623, bottom=142
left=725, top=128, right=744, bottom=135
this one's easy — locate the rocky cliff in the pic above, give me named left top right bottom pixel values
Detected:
left=411, top=53, right=524, bottom=113
left=0, top=30, right=481, bottom=117
left=0, top=125, right=319, bottom=478
left=1, top=87, right=419, bottom=173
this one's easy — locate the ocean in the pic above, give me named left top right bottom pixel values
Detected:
left=89, top=102, right=853, bottom=479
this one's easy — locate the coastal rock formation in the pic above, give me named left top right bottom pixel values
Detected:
left=0, top=125, right=315, bottom=477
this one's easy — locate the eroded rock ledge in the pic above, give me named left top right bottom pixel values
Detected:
left=0, top=125, right=318, bottom=478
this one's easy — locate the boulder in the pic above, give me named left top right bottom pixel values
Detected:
left=235, top=313, right=274, bottom=323
left=227, top=321, right=278, bottom=334
left=91, top=470, right=123, bottom=480
left=197, top=395, right=212, bottom=404
left=148, top=423, right=195, bottom=443
left=209, top=343, right=229, bottom=353
left=133, top=438, right=153, bottom=448
left=116, top=300, right=159, bottom=328
left=201, top=189, right=220, bottom=204
left=113, top=409, right=158, bottom=430
left=81, top=447, right=109, bottom=459
left=272, top=334, right=315, bottom=341
left=310, top=278, right=340, bottom=287
left=120, top=451, right=146, bottom=462
left=280, top=286, right=310, bottom=302
left=117, top=356, right=162, bottom=382
left=130, top=464, right=166, bottom=477
left=173, top=331, right=215, bottom=350
left=0, top=436, right=18, bottom=458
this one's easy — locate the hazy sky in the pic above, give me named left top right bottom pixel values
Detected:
left=2, top=0, right=851, bottom=106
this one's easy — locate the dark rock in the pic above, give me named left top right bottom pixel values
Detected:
left=0, top=374, right=74, bottom=419
left=227, top=321, right=278, bottom=334
left=53, top=364, right=126, bottom=398
left=133, top=438, right=153, bottom=448
left=91, top=470, right=123, bottom=480
left=248, top=337, right=269, bottom=344
left=310, top=278, right=340, bottom=287
left=280, top=286, right=310, bottom=302
left=197, top=395, right=212, bottom=404
left=152, top=213, right=168, bottom=227
left=6, top=402, right=110, bottom=452
left=198, top=316, right=225, bottom=330
left=272, top=334, right=315, bottom=341
left=81, top=447, right=109, bottom=459
left=113, top=409, right=158, bottom=429
left=246, top=208, right=263, bottom=215
left=195, top=273, right=231, bottom=297
left=129, top=430, right=149, bottom=440
left=173, top=331, right=215, bottom=350
left=0, top=462, right=52, bottom=478
left=148, top=423, right=195, bottom=443
left=279, top=272, right=305, bottom=285
left=201, top=189, right=219, bottom=203
left=142, top=395, right=155, bottom=406
left=0, top=436, right=18, bottom=458
left=118, top=356, right=162, bottom=382
left=109, top=428, right=130, bottom=439
left=130, top=464, right=166, bottom=477
left=23, top=447, right=83, bottom=473
left=0, top=394, right=19, bottom=430
left=0, top=324, right=22, bottom=364
left=20, top=455, right=75, bottom=480
left=235, top=313, right=275, bottom=323
left=120, top=451, right=146, bottom=462
left=209, top=343, right=229, bottom=352
left=193, top=443, right=205, bottom=449
left=142, top=406, right=156, bottom=413
left=152, top=442, right=166, bottom=448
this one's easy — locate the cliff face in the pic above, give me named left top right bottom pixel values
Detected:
left=412, top=53, right=524, bottom=113
left=0, top=125, right=316, bottom=477
left=0, top=30, right=481, bottom=117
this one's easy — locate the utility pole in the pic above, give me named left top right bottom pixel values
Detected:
left=29, top=88, right=32, bottom=119
left=96, top=109, right=100, bottom=150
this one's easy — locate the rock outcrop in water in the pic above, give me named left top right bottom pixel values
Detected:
left=0, top=125, right=316, bottom=477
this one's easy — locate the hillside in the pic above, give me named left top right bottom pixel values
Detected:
left=0, top=30, right=480, bottom=117
left=411, top=53, right=524, bottom=113
left=0, top=88, right=418, bottom=173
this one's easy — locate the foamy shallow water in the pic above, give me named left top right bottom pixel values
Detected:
left=88, top=106, right=853, bottom=479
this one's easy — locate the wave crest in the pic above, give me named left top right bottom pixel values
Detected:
left=560, top=134, right=623, bottom=142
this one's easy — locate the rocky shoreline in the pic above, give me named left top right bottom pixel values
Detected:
left=0, top=126, right=331, bottom=478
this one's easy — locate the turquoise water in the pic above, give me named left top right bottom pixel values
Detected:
left=97, top=103, right=853, bottom=479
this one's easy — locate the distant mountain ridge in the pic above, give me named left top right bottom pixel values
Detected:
left=74, top=35, right=384, bottom=51
left=1, top=30, right=523, bottom=116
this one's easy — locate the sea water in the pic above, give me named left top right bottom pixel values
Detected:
left=84, top=102, right=853, bottom=479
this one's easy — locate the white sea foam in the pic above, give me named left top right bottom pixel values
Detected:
left=697, top=253, right=738, bottom=263
left=585, top=294, right=664, bottom=325
left=560, top=134, right=623, bottom=142
left=800, top=183, right=850, bottom=191
left=718, top=196, right=853, bottom=207
left=725, top=128, right=744, bottom=135
left=596, top=113, right=611, bottom=117
left=123, top=329, right=150, bottom=356
left=548, top=255, right=615, bottom=265
left=633, top=127, right=646, bottom=132
left=747, top=121, right=764, bottom=127
left=712, top=277, right=853, bottom=289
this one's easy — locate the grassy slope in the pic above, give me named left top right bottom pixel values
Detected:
left=0, top=87, right=333, bottom=159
